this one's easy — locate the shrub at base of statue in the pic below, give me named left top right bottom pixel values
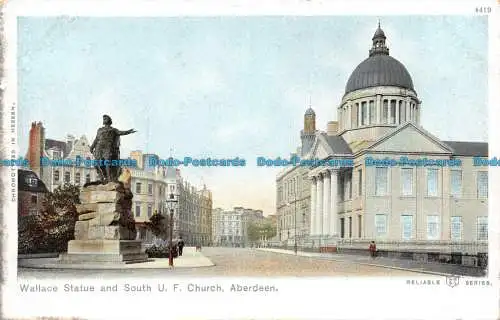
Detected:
left=145, top=244, right=178, bottom=259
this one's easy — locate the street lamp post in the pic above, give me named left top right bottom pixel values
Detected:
left=293, top=193, right=297, bottom=255
left=286, top=192, right=298, bottom=255
left=166, top=192, right=178, bottom=267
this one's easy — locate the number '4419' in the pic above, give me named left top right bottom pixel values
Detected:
left=475, top=7, right=491, bottom=14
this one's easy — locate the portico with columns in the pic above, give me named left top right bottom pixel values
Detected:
left=308, top=169, right=339, bottom=239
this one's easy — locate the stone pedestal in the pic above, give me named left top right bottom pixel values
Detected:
left=59, top=182, right=148, bottom=265
left=60, top=240, right=147, bottom=264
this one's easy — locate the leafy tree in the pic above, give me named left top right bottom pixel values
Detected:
left=262, top=222, right=277, bottom=240
left=247, top=222, right=261, bottom=243
left=144, top=212, right=170, bottom=239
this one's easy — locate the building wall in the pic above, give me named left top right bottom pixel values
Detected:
left=345, top=154, right=488, bottom=243
left=276, top=166, right=311, bottom=242
left=212, top=209, right=246, bottom=247
left=18, top=191, right=46, bottom=216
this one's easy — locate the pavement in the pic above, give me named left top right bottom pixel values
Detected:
left=18, top=247, right=214, bottom=270
left=257, top=248, right=487, bottom=277
left=18, top=247, right=427, bottom=278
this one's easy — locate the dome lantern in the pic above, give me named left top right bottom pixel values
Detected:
left=369, top=21, right=389, bottom=57
left=344, top=23, right=415, bottom=95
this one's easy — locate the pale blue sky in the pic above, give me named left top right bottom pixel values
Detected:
left=18, top=16, right=488, bottom=214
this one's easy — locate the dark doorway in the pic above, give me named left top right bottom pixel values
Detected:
left=358, top=215, right=362, bottom=238
left=340, top=218, right=345, bottom=238
left=348, top=217, right=352, bottom=238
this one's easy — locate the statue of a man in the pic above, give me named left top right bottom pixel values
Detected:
left=90, top=115, right=136, bottom=184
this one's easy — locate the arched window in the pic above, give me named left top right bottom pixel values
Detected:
left=64, top=172, right=71, bottom=183
left=75, top=172, right=81, bottom=185
left=54, top=170, right=60, bottom=182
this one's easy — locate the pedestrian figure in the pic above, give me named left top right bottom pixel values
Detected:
left=369, top=241, right=377, bottom=259
left=178, top=237, right=185, bottom=256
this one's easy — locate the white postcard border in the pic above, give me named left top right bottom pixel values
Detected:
left=2, top=1, right=499, bottom=319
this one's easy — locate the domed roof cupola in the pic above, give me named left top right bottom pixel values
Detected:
left=344, top=22, right=415, bottom=95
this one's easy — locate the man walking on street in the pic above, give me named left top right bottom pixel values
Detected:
left=369, top=241, right=377, bottom=259
left=178, top=237, right=185, bottom=256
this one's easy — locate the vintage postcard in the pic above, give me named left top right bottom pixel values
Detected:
left=1, top=0, right=499, bottom=319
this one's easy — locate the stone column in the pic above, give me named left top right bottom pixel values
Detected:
left=347, top=103, right=352, bottom=129
left=376, top=95, right=382, bottom=124
left=406, top=98, right=412, bottom=122
left=310, top=177, right=317, bottom=236
left=330, top=169, right=338, bottom=236
left=315, top=174, right=323, bottom=236
left=322, top=171, right=331, bottom=237
left=416, top=102, right=421, bottom=124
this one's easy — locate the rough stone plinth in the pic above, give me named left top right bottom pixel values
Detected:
left=74, top=182, right=136, bottom=241
left=76, top=202, right=123, bottom=215
left=88, top=212, right=121, bottom=227
left=79, top=190, right=124, bottom=204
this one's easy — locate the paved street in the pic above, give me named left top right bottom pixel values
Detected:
left=18, top=247, right=426, bottom=278
left=258, top=248, right=487, bottom=277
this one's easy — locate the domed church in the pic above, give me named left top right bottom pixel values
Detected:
left=276, top=24, right=488, bottom=257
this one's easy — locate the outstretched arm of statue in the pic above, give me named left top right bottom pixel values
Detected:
left=117, top=129, right=137, bottom=136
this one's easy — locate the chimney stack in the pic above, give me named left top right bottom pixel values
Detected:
left=327, top=121, right=339, bottom=136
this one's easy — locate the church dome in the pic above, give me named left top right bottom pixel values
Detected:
left=344, top=24, right=415, bottom=95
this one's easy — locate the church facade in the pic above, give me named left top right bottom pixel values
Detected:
left=276, top=24, right=488, bottom=254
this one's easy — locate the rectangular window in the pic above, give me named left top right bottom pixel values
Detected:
left=477, top=171, right=488, bottom=198
left=427, top=169, right=438, bottom=197
left=136, top=182, right=142, bottom=194
left=450, top=170, right=462, bottom=197
left=361, top=101, right=368, bottom=126
left=135, top=203, right=141, bottom=217
left=54, top=170, right=60, bottom=182
left=31, top=195, right=37, bottom=204
left=356, top=103, right=360, bottom=127
left=390, top=100, right=396, bottom=124
left=375, top=214, right=387, bottom=236
left=147, top=204, right=153, bottom=217
left=75, top=173, right=81, bottom=185
left=375, top=167, right=388, bottom=196
left=148, top=183, right=153, bottom=196
left=358, top=169, right=362, bottom=196
left=369, top=100, right=376, bottom=124
left=477, top=217, right=488, bottom=240
left=426, top=215, right=440, bottom=240
left=64, top=172, right=70, bottom=183
left=450, top=216, right=462, bottom=241
left=85, top=173, right=90, bottom=184
left=382, top=100, right=388, bottom=123
left=401, top=168, right=413, bottom=196
left=400, top=215, right=413, bottom=240
left=348, top=172, right=352, bottom=199
left=348, top=217, right=352, bottom=238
